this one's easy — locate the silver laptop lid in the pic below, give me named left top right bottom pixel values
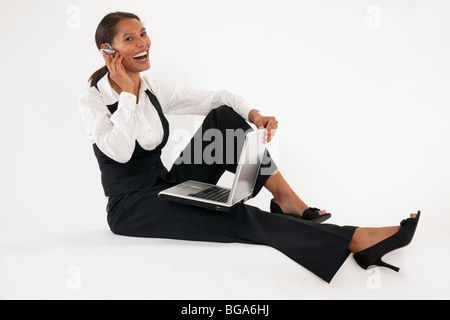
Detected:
left=228, top=129, right=266, bottom=205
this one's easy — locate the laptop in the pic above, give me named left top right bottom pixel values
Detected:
left=158, top=129, right=267, bottom=212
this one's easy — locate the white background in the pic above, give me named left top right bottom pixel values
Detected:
left=0, top=0, right=449, bottom=300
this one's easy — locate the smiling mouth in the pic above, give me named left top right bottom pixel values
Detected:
left=133, top=51, right=148, bottom=62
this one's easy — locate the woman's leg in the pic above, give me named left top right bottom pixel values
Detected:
left=108, top=183, right=357, bottom=283
left=107, top=107, right=419, bottom=283
left=169, top=106, right=328, bottom=218
left=168, top=106, right=277, bottom=193
left=264, top=169, right=329, bottom=218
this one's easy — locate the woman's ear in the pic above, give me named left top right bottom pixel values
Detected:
left=101, top=43, right=113, bottom=50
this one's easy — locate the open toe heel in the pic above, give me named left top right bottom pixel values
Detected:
left=353, top=211, right=421, bottom=272
left=270, top=200, right=332, bottom=223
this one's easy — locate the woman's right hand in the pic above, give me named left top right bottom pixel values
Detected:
left=101, top=51, right=135, bottom=94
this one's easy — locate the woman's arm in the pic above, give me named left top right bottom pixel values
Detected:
left=150, top=80, right=253, bottom=120
left=148, top=79, right=278, bottom=142
left=77, top=89, right=138, bottom=163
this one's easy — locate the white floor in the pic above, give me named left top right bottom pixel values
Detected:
left=1, top=214, right=448, bottom=300
left=2, top=0, right=450, bottom=302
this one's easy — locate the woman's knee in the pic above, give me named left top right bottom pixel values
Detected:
left=205, top=106, right=251, bottom=131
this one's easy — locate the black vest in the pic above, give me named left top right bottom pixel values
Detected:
left=93, top=88, right=172, bottom=197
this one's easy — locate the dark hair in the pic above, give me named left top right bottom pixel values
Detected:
left=89, top=12, right=141, bottom=87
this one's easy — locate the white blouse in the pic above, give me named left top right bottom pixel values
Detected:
left=77, top=74, right=254, bottom=164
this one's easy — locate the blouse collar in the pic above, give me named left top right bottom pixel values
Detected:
left=96, top=73, right=155, bottom=105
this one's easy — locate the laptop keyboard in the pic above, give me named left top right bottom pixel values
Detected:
left=189, top=186, right=230, bottom=203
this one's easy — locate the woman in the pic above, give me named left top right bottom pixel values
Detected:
left=78, top=12, right=421, bottom=283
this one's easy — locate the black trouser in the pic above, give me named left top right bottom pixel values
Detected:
left=107, top=106, right=357, bottom=283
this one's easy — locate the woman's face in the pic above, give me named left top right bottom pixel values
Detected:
left=111, top=18, right=151, bottom=73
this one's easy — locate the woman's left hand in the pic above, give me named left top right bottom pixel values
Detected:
left=249, top=109, right=278, bottom=143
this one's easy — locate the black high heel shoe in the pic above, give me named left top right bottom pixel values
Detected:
left=353, top=211, right=421, bottom=272
left=270, top=199, right=332, bottom=223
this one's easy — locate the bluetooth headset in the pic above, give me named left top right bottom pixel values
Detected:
left=100, top=43, right=116, bottom=55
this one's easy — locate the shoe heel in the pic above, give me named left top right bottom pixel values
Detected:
left=354, top=211, right=421, bottom=273
left=270, top=199, right=283, bottom=214
left=375, top=259, right=400, bottom=272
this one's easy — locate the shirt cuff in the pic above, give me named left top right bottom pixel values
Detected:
left=240, top=103, right=255, bottom=122
left=118, top=92, right=137, bottom=110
